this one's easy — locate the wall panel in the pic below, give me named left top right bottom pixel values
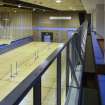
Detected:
left=32, top=12, right=79, bottom=42
left=0, top=7, right=32, bottom=41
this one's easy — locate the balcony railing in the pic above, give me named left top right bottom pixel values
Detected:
left=0, top=21, right=88, bottom=105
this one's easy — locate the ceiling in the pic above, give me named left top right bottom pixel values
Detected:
left=81, top=0, right=104, bottom=13
left=20, top=0, right=84, bottom=11
left=2, top=0, right=104, bottom=12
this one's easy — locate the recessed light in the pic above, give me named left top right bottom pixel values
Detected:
left=69, top=7, right=73, bottom=10
left=18, top=4, right=22, bottom=8
left=55, top=0, right=62, bottom=3
left=33, top=8, right=36, bottom=11
left=42, top=9, right=46, bottom=12
left=14, top=10, right=17, bottom=13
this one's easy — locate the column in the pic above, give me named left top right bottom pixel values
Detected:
left=96, top=4, right=104, bottom=38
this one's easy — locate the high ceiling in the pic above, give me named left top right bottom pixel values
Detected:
left=20, top=0, right=84, bottom=11
left=81, top=0, right=104, bottom=13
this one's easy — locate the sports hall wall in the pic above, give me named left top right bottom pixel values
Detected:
left=32, top=12, right=80, bottom=42
left=0, top=7, right=32, bottom=41
left=0, top=7, right=80, bottom=43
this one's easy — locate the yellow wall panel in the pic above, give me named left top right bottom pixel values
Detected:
left=0, top=7, right=33, bottom=41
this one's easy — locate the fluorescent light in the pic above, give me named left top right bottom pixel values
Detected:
left=49, top=16, right=72, bottom=20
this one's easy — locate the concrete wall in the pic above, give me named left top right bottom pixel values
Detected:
left=0, top=7, right=32, bottom=40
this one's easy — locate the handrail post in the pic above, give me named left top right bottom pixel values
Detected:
left=33, top=78, right=41, bottom=105
left=57, top=52, right=61, bottom=105
left=66, top=42, right=70, bottom=95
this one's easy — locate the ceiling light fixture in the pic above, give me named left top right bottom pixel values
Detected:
left=33, top=8, right=36, bottom=11
left=49, top=16, right=72, bottom=20
left=55, top=0, right=63, bottom=3
left=14, top=10, right=17, bottom=13
left=18, top=4, right=22, bottom=8
left=42, top=9, right=46, bottom=12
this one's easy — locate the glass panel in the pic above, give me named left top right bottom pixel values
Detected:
left=0, top=7, right=12, bottom=44
left=32, top=12, right=79, bottom=43
left=70, top=44, right=82, bottom=88
left=65, top=21, right=88, bottom=105
left=42, top=59, right=57, bottom=105
left=19, top=88, right=33, bottom=105
left=0, top=7, right=33, bottom=44
left=61, top=47, right=66, bottom=105
left=69, top=42, right=72, bottom=85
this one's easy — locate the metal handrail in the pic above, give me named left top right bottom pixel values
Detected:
left=0, top=21, right=88, bottom=105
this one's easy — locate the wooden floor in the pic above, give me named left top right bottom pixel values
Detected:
left=0, top=39, right=11, bottom=45
left=0, top=41, right=67, bottom=105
